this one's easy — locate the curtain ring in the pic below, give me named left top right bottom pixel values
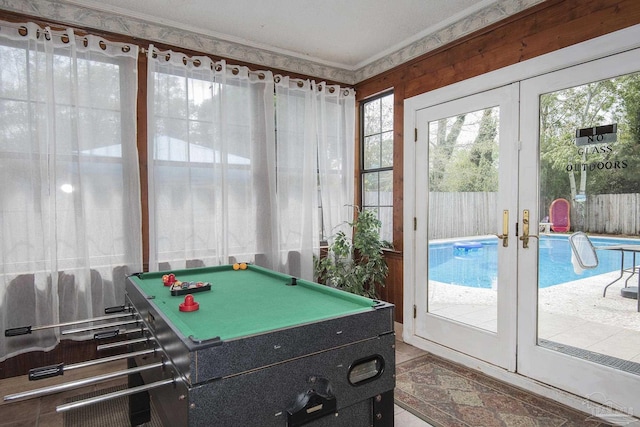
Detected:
left=232, top=67, right=239, bottom=75
left=165, top=53, right=170, bottom=61
left=214, top=63, right=222, bottom=72
left=328, top=87, right=335, bottom=94
left=193, top=59, right=201, bottom=67
left=258, top=72, right=265, bottom=80
left=83, top=38, right=88, bottom=47
left=99, top=40, right=106, bottom=50
left=121, top=45, right=131, bottom=53
left=296, top=81, right=303, bottom=88
left=182, top=57, right=187, bottom=65
left=274, top=76, right=281, bottom=83
left=18, top=26, right=28, bottom=37
left=61, top=34, right=70, bottom=44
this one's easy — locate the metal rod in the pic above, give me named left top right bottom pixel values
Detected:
left=28, top=349, right=157, bottom=381
left=56, top=377, right=175, bottom=413
left=97, top=336, right=153, bottom=351
left=4, top=312, right=135, bottom=336
left=3, top=362, right=163, bottom=402
left=64, top=349, right=156, bottom=372
left=61, top=319, right=140, bottom=335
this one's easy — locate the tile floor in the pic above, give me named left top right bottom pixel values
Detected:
left=394, top=325, right=433, bottom=427
left=0, top=323, right=432, bottom=426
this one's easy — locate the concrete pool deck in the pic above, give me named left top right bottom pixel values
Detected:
left=427, top=269, right=640, bottom=364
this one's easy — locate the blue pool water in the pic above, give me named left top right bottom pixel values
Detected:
left=428, top=235, right=638, bottom=288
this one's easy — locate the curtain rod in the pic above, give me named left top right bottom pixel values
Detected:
left=3, top=19, right=352, bottom=91
left=141, top=46, right=351, bottom=93
left=10, top=24, right=133, bottom=53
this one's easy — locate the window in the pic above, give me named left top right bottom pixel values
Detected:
left=0, top=23, right=141, bottom=359
left=361, top=92, right=394, bottom=243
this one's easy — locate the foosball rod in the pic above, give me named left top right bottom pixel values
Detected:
left=97, top=335, right=155, bottom=351
left=3, top=361, right=164, bottom=402
left=27, top=348, right=157, bottom=381
left=4, top=312, right=137, bottom=337
left=56, top=377, right=175, bottom=413
left=61, top=319, right=141, bottom=335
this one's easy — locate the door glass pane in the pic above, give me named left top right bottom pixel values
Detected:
left=428, top=106, right=500, bottom=332
left=538, top=71, right=640, bottom=373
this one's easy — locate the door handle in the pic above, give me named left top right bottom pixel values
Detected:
left=494, top=210, right=509, bottom=247
left=519, top=209, right=539, bottom=249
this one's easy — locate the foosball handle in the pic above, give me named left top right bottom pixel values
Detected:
left=105, top=305, right=127, bottom=314
left=29, top=363, right=64, bottom=380
left=4, top=326, right=32, bottom=336
left=94, top=329, right=120, bottom=340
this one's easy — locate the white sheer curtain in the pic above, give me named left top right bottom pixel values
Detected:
left=316, top=83, right=356, bottom=245
left=273, top=78, right=356, bottom=279
left=147, top=47, right=277, bottom=271
left=147, top=47, right=356, bottom=280
left=0, top=22, right=141, bottom=360
left=273, top=77, right=318, bottom=279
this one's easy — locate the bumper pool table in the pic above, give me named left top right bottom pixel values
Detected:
left=125, top=264, right=395, bottom=427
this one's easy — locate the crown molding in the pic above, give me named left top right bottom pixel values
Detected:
left=0, top=0, right=544, bottom=85
left=354, top=0, right=546, bottom=82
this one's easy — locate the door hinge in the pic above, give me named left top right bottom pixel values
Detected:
left=413, top=304, right=417, bottom=318
left=414, top=128, right=418, bottom=142
left=413, top=217, right=417, bottom=230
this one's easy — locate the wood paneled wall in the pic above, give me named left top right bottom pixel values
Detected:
left=379, top=250, right=403, bottom=324
left=360, top=0, right=640, bottom=323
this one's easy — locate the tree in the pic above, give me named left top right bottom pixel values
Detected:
left=539, top=72, right=640, bottom=227
left=429, top=108, right=499, bottom=193
left=429, top=114, right=466, bottom=191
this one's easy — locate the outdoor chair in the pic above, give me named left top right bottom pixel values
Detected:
left=549, top=198, right=571, bottom=232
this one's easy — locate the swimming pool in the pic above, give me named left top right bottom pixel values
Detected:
left=428, top=235, right=639, bottom=288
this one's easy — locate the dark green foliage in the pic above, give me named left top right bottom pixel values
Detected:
left=314, top=207, right=390, bottom=299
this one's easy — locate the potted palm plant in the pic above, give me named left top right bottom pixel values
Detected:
left=314, top=207, right=390, bottom=299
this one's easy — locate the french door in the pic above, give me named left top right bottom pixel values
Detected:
left=405, top=29, right=640, bottom=414
left=412, top=84, right=519, bottom=370
left=517, top=48, right=640, bottom=413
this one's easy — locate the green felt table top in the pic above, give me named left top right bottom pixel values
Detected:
left=129, top=264, right=376, bottom=342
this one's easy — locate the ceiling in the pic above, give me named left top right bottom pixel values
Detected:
left=3, top=0, right=545, bottom=83
left=67, top=0, right=490, bottom=69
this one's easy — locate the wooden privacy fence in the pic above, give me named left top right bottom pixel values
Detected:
left=426, top=192, right=640, bottom=239
left=582, top=193, right=640, bottom=235
left=428, top=192, right=497, bottom=239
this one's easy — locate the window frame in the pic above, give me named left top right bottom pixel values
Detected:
left=360, top=90, right=394, bottom=243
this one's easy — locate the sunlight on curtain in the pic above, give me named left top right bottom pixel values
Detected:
left=274, top=77, right=318, bottom=279
left=274, top=78, right=356, bottom=279
left=147, top=46, right=277, bottom=271
left=147, top=47, right=356, bottom=280
left=0, top=21, right=141, bottom=361
left=316, top=83, right=356, bottom=245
